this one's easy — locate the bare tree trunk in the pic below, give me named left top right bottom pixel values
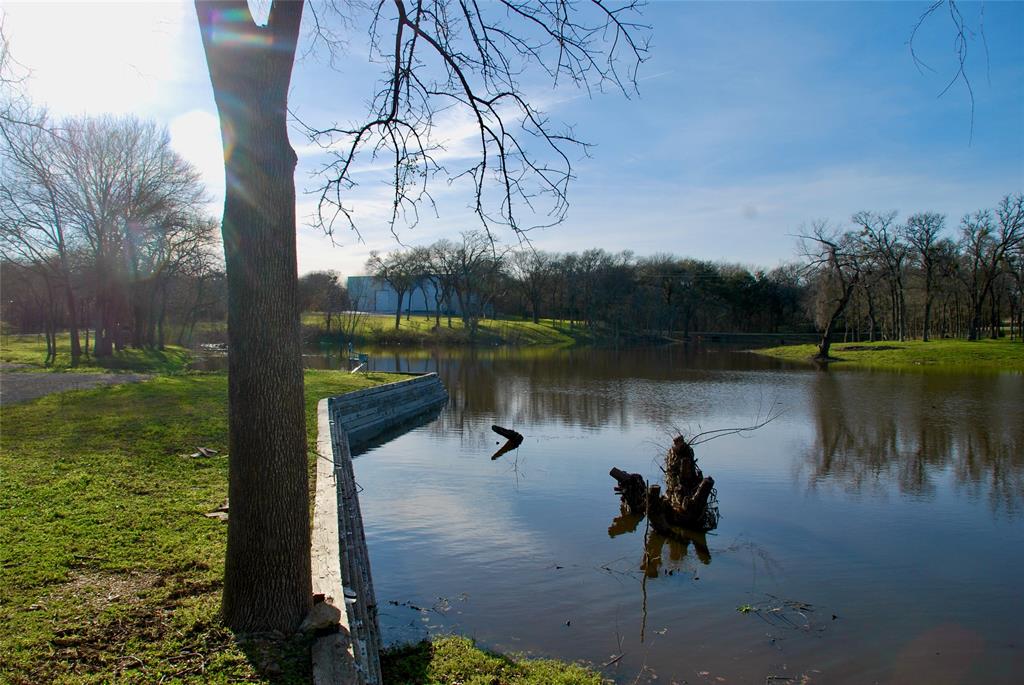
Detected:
left=197, top=0, right=310, bottom=634
left=62, top=278, right=82, bottom=364
left=94, top=276, right=115, bottom=357
left=817, top=278, right=859, bottom=360
left=157, top=282, right=169, bottom=350
left=990, top=289, right=1001, bottom=339
left=922, top=294, right=933, bottom=342
left=394, top=290, right=404, bottom=330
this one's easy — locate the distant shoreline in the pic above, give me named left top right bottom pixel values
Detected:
left=753, top=339, right=1024, bottom=371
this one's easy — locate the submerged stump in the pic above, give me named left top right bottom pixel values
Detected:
left=610, top=435, right=718, bottom=534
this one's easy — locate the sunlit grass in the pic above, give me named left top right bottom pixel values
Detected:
left=755, top=338, right=1024, bottom=371
left=0, top=369, right=602, bottom=683
left=1, top=332, right=191, bottom=374
left=382, top=636, right=601, bottom=685
left=0, top=370, right=389, bottom=683
left=302, top=312, right=600, bottom=347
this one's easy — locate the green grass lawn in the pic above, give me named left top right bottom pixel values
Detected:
left=0, top=370, right=602, bottom=684
left=755, top=338, right=1024, bottom=371
left=1, top=333, right=191, bottom=374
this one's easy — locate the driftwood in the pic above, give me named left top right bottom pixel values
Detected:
left=610, top=467, right=647, bottom=514
left=610, top=435, right=718, bottom=533
left=491, top=425, right=523, bottom=444
left=490, top=425, right=523, bottom=460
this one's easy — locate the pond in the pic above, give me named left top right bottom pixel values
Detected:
left=212, top=344, right=1024, bottom=682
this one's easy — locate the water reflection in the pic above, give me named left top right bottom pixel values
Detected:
left=196, top=343, right=1024, bottom=519
left=344, top=345, right=1024, bottom=683
left=802, top=369, right=1024, bottom=516
left=608, top=509, right=712, bottom=577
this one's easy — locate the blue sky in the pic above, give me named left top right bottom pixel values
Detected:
left=3, top=0, right=1022, bottom=276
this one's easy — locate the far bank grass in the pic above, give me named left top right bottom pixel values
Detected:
left=755, top=338, right=1024, bottom=371
left=300, top=313, right=606, bottom=347
left=1, top=371, right=602, bottom=684
left=1, top=332, right=191, bottom=374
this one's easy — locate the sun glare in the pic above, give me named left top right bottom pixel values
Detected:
left=1, top=1, right=191, bottom=117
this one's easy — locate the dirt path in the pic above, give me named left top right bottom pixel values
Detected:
left=0, top=368, right=151, bottom=406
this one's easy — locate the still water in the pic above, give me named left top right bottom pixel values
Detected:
left=248, top=345, right=1024, bottom=682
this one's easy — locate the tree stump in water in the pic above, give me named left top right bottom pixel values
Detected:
left=610, top=435, right=718, bottom=533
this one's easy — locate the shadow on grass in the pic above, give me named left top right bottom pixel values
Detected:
left=234, top=630, right=315, bottom=685
left=381, top=641, right=435, bottom=684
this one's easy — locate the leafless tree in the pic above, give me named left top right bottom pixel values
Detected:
left=903, top=211, right=946, bottom=341
left=854, top=210, right=908, bottom=341
left=445, top=230, right=507, bottom=336
left=298, top=270, right=348, bottom=334
left=365, top=249, right=418, bottom=329
left=427, top=239, right=459, bottom=328
left=800, top=222, right=864, bottom=360
left=509, top=248, right=554, bottom=324
left=51, top=116, right=207, bottom=356
left=195, top=0, right=648, bottom=633
left=957, top=194, right=1024, bottom=340
left=0, top=111, right=85, bottom=361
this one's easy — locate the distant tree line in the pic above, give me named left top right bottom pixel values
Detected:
left=802, top=194, right=1024, bottom=358
left=352, top=195, right=1024, bottom=348
left=0, top=109, right=223, bottom=363
left=356, top=230, right=809, bottom=340
left=4, top=109, right=1018, bottom=357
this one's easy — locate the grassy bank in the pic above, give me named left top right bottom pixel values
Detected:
left=1, top=332, right=191, bottom=374
left=754, top=338, right=1024, bottom=371
left=382, top=636, right=601, bottom=685
left=0, top=370, right=601, bottom=683
left=300, top=313, right=617, bottom=347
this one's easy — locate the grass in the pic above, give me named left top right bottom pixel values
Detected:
left=301, top=313, right=606, bottom=347
left=754, top=338, right=1024, bottom=371
left=0, top=370, right=388, bottom=684
left=0, top=370, right=602, bottom=684
left=1, top=333, right=191, bottom=374
left=381, top=636, right=601, bottom=685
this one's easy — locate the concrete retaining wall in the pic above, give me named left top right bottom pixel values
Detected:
left=312, top=373, right=448, bottom=685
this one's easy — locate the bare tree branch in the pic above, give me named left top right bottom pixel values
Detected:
left=298, top=0, right=649, bottom=243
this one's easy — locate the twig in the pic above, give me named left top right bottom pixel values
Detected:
left=600, top=653, right=625, bottom=668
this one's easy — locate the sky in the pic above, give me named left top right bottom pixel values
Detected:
left=2, top=0, right=1022, bottom=277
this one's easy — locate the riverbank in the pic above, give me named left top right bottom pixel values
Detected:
left=303, top=313, right=644, bottom=347
left=190, top=314, right=603, bottom=348
left=0, top=369, right=602, bottom=684
left=754, top=338, right=1024, bottom=371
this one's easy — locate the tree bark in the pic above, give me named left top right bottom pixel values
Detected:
left=816, top=277, right=859, bottom=360
left=62, top=277, right=82, bottom=364
left=394, top=289, right=404, bottom=330
left=196, top=0, right=310, bottom=634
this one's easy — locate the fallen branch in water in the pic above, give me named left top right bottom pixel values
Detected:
left=491, top=425, right=524, bottom=460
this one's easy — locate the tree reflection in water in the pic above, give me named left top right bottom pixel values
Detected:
left=607, top=506, right=712, bottom=645
left=802, top=368, right=1024, bottom=516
